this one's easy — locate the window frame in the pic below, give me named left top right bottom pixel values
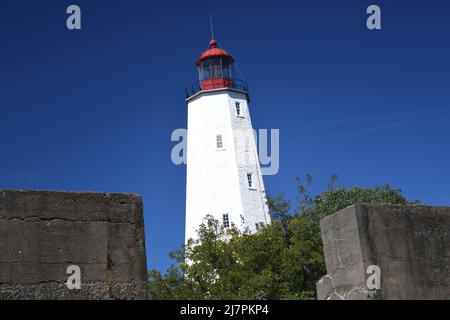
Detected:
left=222, top=214, right=230, bottom=228
left=247, top=173, right=254, bottom=189
left=235, top=101, right=245, bottom=118
left=216, top=134, right=224, bottom=149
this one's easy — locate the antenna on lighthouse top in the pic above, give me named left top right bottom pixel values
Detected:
left=209, top=12, right=214, bottom=40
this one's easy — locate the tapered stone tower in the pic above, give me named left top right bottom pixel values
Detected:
left=185, top=39, right=270, bottom=243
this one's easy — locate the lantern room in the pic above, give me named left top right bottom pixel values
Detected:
left=196, top=39, right=235, bottom=90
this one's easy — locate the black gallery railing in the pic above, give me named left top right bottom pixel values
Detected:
left=185, top=78, right=249, bottom=99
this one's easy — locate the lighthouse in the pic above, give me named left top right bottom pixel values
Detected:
left=185, top=39, right=271, bottom=243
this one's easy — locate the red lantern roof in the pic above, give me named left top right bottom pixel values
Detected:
left=196, top=39, right=234, bottom=65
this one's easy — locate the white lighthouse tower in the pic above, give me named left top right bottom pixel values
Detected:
left=185, top=39, right=271, bottom=243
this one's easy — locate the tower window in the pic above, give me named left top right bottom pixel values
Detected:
left=247, top=173, right=253, bottom=188
left=235, top=102, right=241, bottom=116
left=223, top=214, right=230, bottom=228
left=216, top=135, right=223, bottom=149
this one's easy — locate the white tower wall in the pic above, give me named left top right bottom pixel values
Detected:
left=185, top=88, right=270, bottom=243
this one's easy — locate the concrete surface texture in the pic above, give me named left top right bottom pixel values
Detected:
left=316, top=204, right=450, bottom=300
left=0, top=190, right=147, bottom=300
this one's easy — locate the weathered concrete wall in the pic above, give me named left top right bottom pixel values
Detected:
left=316, top=204, right=450, bottom=300
left=0, top=190, right=147, bottom=300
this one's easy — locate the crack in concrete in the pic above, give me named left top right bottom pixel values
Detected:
left=321, top=238, right=373, bottom=300
left=0, top=261, right=108, bottom=265
left=0, top=215, right=134, bottom=225
left=322, top=274, right=370, bottom=300
left=333, top=238, right=347, bottom=269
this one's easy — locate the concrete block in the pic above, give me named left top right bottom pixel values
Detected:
left=316, top=204, right=450, bottom=300
left=0, top=190, right=147, bottom=300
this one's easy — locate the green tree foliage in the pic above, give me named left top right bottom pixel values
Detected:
left=148, top=177, right=418, bottom=300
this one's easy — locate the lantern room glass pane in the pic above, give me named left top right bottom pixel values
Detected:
left=200, top=60, right=211, bottom=81
left=199, top=58, right=234, bottom=81
left=222, top=59, right=230, bottom=78
left=210, top=58, right=222, bottom=78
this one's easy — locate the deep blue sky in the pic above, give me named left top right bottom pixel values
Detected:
left=1, top=0, right=450, bottom=272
